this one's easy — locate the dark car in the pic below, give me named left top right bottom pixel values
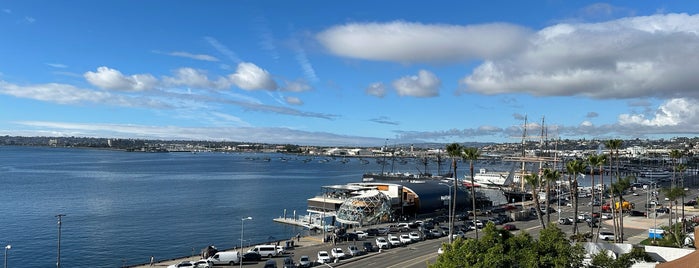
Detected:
left=363, top=241, right=377, bottom=252
left=503, top=224, right=517, bottom=231
left=365, top=228, right=380, bottom=236
left=656, top=207, right=670, bottom=213
left=242, top=251, right=262, bottom=262
left=263, top=259, right=277, bottom=268
left=629, top=210, right=646, bottom=217
left=282, top=257, right=295, bottom=268
left=338, top=232, right=359, bottom=241
left=685, top=200, right=697, bottom=206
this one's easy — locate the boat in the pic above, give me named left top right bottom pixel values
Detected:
left=470, top=166, right=522, bottom=187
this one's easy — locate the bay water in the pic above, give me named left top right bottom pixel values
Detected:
left=0, top=146, right=388, bottom=267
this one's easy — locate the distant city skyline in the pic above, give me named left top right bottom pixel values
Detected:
left=2, top=1, right=699, bottom=146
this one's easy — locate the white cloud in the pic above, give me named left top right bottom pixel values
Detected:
left=11, top=121, right=384, bottom=146
left=580, top=121, right=593, bottom=127
left=291, top=39, right=319, bottom=83
left=209, top=111, right=250, bottom=126
left=366, top=82, right=386, bottom=98
left=460, top=13, right=699, bottom=100
left=0, top=80, right=170, bottom=108
left=392, top=70, right=440, bottom=97
left=2, top=9, right=11, bottom=14
left=84, top=66, right=158, bottom=91
left=162, top=68, right=230, bottom=89
left=167, top=51, right=219, bottom=62
left=282, top=80, right=312, bottom=92
left=285, top=96, right=303, bottom=105
left=205, top=36, right=241, bottom=63
left=317, top=21, right=530, bottom=63
left=24, top=16, right=35, bottom=23
left=45, top=63, right=68, bottom=68
left=619, top=98, right=699, bottom=127
left=228, top=62, right=278, bottom=90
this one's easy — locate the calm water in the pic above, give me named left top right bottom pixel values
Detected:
left=0, top=146, right=389, bottom=267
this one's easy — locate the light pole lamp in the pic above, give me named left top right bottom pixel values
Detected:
left=4, top=244, right=10, bottom=268
left=240, top=217, right=252, bottom=268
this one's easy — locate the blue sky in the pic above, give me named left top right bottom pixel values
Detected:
left=2, top=1, right=699, bottom=146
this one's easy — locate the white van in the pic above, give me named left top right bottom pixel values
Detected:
left=207, top=251, right=240, bottom=265
left=249, top=245, right=278, bottom=258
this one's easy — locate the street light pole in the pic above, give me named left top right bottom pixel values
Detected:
left=440, top=183, right=453, bottom=243
left=55, top=214, right=65, bottom=268
left=4, top=245, right=10, bottom=268
left=240, top=217, right=252, bottom=268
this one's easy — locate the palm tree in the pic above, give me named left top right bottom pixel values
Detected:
left=587, top=154, right=604, bottom=233
left=590, top=154, right=607, bottom=242
left=445, top=143, right=463, bottom=242
left=525, top=174, right=546, bottom=229
left=670, top=149, right=682, bottom=188
left=678, top=163, right=687, bottom=231
left=543, top=168, right=561, bottom=225
left=610, top=176, right=631, bottom=243
left=605, top=139, right=623, bottom=240
left=462, top=147, right=480, bottom=239
left=566, top=159, right=587, bottom=236
left=663, top=186, right=685, bottom=228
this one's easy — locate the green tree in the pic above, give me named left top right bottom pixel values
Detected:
left=525, top=174, right=546, bottom=229
left=669, top=149, right=682, bottom=188
left=587, top=154, right=604, bottom=234
left=446, top=143, right=463, bottom=242
left=589, top=247, right=653, bottom=268
left=610, top=176, right=631, bottom=243
left=605, top=139, right=623, bottom=241
left=463, top=147, right=481, bottom=239
left=662, top=186, right=686, bottom=227
left=431, top=223, right=583, bottom=268
left=566, top=159, right=588, bottom=236
left=589, top=154, right=607, bottom=242
left=543, top=168, right=562, bottom=225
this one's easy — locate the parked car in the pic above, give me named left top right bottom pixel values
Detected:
left=298, top=255, right=312, bottom=268
left=388, top=235, right=402, bottom=247
left=354, top=230, right=368, bottom=239
left=376, top=237, right=390, bottom=249
left=685, top=200, right=698, bottom=206
left=167, top=261, right=195, bottom=268
left=452, top=231, right=466, bottom=240
left=377, top=227, right=390, bottom=235
left=365, top=228, right=380, bottom=236
left=282, top=257, right=295, bottom=268
left=242, top=251, right=262, bottom=262
left=599, top=231, right=615, bottom=241
left=192, top=260, right=211, bottom=268
left=558, top=218, right=573, bottom=225
left=399, top=234, right=412, bottom=244
left=331, top=247, right=346, bottom=260
left=363, top=241, right=377, bottom=252
left=338, top=232, right=359, bottom=241
left=629, top=210, right=646, bottom=217
left=503, top=224, right=517, bottom=231
left=347, top=244, right=361, bottom=256
left=408, top=231, right=422, bottom=242
left=317, top=251, right=332, bottom=264
left=263, top=259, right=277, bottom=268
left=429, top=229, right=443, bottom=237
